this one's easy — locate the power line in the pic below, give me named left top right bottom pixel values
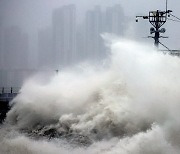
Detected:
left=169, top=13, right=180, bottom=21
left=167, top=18, right=180, bottom=23
left=158, top=41, right=170, bottom=51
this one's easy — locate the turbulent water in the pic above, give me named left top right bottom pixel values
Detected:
left=1, top=36, right=180, bottom=154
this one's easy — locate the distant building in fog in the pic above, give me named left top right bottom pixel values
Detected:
left=104, top=4, right=125, bottom=36
left=0, top=25, right=3, bottom=69
left=0, top=26, right=29, bottom=87
left=50, top=4, right=126, bottom=66
left=3, top=26, right=29, bottom=69
left=52, top=4, right=76, bottom=67
left=85, top=6, right=103, bottom=60
left=83, top=4, right=125, bottom=61
left=76, top=24, right=85, bottom=61
left=38, top=27, right=53, bottom=68
left=0, top=25, right=6, bottom=87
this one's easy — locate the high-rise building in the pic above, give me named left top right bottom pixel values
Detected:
left=0, top=25, right=5, bottom=87
left=3, top=26, right=29, bottom=69
left=38, top=27, right=53, bottom=68
left=104, top=4, right=125, bottom=36
left=76, top=24, right=85, bottom=61
left=1, top=26, right=29, bottom=87
left=85, top=6, right=103, bottom=60
left=0, top=25, right=3, bottom=69
left=52, top=4, right=76, bottom=67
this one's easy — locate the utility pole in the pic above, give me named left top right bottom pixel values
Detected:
left=135, top=0, right=180, bottom=56
left=136, top=9, right=172, bottom=48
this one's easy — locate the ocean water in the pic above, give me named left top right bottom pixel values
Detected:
left=1, top=36, right=180, bottom=154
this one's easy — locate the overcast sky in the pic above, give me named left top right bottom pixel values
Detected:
left=0, top=0, right=179, bottom=28
left=0, top=0, right=180, bottom=49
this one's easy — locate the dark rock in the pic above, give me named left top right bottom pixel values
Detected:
left=0, top=101, right=10, bottom=123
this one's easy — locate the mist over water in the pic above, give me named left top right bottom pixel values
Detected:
left=1, top=36, right=180, bottom=154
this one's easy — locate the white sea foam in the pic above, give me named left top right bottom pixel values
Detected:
left=1, top=36, right=180, bottom=153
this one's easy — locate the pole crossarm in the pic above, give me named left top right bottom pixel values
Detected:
left=148, top=10, right=167, bottom=28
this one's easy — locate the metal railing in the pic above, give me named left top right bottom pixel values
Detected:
left=0, top=87, right=20, bottom=94
left=0, top=87, right=20, bottom=102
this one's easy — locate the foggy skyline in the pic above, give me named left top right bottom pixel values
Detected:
left=1, top=0, right=180, bottom=31
left=0, top=0, right=180, bottom=87
left=0, top=3, right=128, bottom=87
left=0, top=0, right=179, bottom=48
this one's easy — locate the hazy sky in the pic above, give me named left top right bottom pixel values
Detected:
left=0, top=0, right=180, bottom=49
left=1, top=0, right=180, bottom=28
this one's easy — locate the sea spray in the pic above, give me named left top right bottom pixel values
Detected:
left=1, top=37, right=180, bottom=153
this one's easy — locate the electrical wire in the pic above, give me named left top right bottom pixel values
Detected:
left=158, top=41, right=180, bottom=53
left=167, top=18, right=180, bottom=23
left=158, top=41, right=171, bottom=51
left=169, top=13, right=180, bottom=21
